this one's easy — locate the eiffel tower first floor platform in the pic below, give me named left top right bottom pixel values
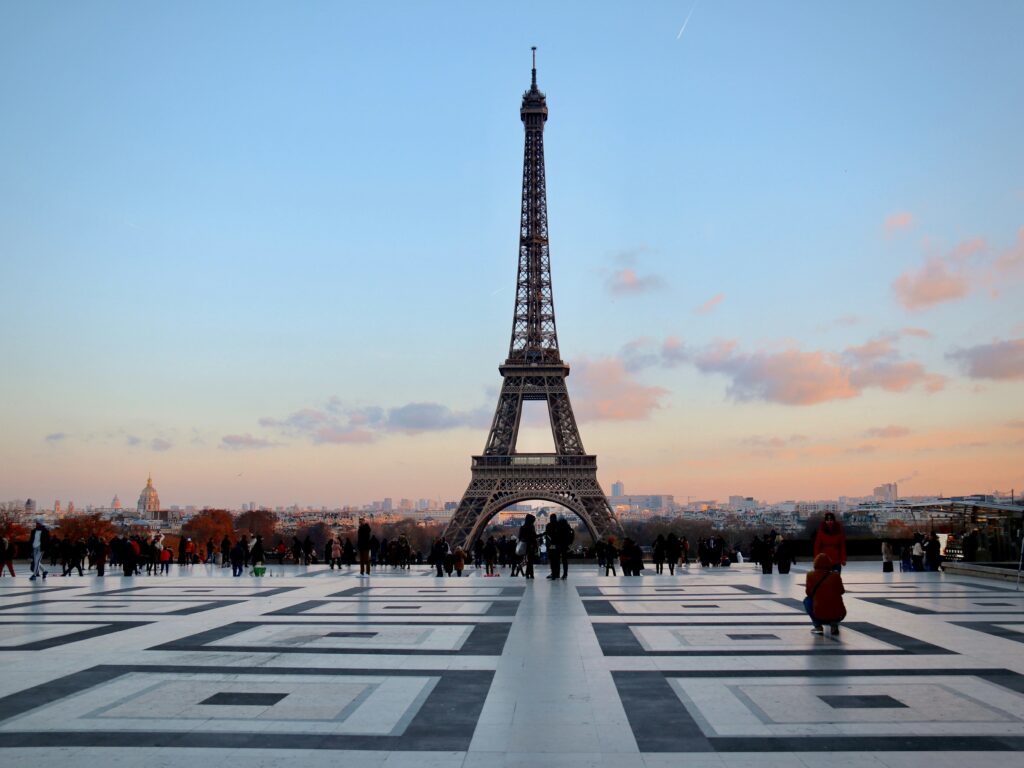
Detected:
left=444, top=453, right=623, bottom=548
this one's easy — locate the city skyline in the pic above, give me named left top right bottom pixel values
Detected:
left=2, top=2, right=1023, bottom=508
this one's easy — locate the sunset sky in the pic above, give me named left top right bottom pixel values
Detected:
left=2, top=1, right=1022, bottom=509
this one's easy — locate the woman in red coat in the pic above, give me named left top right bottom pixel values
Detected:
left=805, top=553, right=846, bottom=635
left=813, top=512, right=847, bottom=572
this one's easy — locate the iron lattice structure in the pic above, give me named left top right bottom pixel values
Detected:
left=444, top=52, right=623, bottom=549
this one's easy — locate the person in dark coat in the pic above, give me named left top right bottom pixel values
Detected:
left=220, top=535, right=231, bottom=568
left=924, top=532, right=942, bottom=571
left=518, top=514, right=537, bottom=579
left=774, top=535, right=793, bottom=574
left=250, top=535, right=265, bottom=566
left=651, top=535, right=666, bottom=574
left=557, top=517, right=574, bottom=578
left=665, top=533, right=681, bottom=575
left=603, top=537, right=618, bottom=576
left=230, top=541, right=245, bottom=577
left=431, top=537, right=449, bottom=577
left=357, top=518, right=372, bottom=575
left=483, top=536, right=498, bottom=576
left=545, top=513, right=561, bottom=580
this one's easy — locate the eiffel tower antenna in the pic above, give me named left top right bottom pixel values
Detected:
left=443, top=51, right=623, bottom=549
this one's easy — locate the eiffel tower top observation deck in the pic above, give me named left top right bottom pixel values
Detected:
left=442, top=51, right=622, bottom=548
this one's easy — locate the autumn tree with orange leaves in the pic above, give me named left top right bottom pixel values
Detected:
left=56, top=513, right=116, bottom=542
left=182, top=509, right=235, bottom=547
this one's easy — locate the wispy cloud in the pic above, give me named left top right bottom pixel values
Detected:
left=607, top=268, right=665, bottom=296
left=45, top=432, right=68, bottom=443
left=150, top=437, right=172, bottom=452
left=742, top=433, right=808, bottom=457
left=889, top=234, right=1024, bottom=310
left=901, top=327, right=932, bottom=339
left=864, top=425, right=911, bottom=439
left=695, top=293, right=725, bottom=315
left=947, top=338, right=1024, bottom=381
left=884, top=211, right=914, bottom=233
left=893, top=254, right=972, bottom=310
left=259, top=397, right=491, bottom=445
left=221, top=434, right=281, bottom=450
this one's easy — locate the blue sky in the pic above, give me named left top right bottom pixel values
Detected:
left=2, top=1, right=1022, bottom=508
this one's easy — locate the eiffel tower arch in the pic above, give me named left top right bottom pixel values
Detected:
left=443, top=50, right=623, bottom=549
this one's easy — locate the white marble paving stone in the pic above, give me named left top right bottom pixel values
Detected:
left=630, top=624, right=896, bottom=653
left=207, top=622, right=473, bottom=651
left=0, top=561, right=1023, bottom=765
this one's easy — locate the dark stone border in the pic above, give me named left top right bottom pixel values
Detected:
left=93, top=585, right=300, bottom=598
left=576, top=584, right=775, bottom=598
left=331, top=586, right=525, bottom=598
left=952, top=620, right=1024, bottom=644
left=149, top=620, right=513, bottom=655
left=0, top=664, right=493, bottom=751
left=0, top=599, right=242, bottom=616
left=861, top=596, right=1024, bottom=615
left=592, top=620, right=953, bottom=656
left=0, top=621, right=150, bottom=651
left=613, top=667, right=1024, bottom=753
left=582, top=598, right=798, bottom=617
left=266, top=599, right=519, bottom=617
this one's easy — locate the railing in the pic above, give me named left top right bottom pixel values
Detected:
left=472, top=454, right=596, bottom=470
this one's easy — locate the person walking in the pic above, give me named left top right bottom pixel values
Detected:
left=911, top=536, right=925, bottom=571
left=431, top=537, right=449, bottom=577
left=805, top=553, right=846, bottom=635
left=603, top=537, right=618, bottom=576
left=0, top=535, right=16, bottom=577
left=357, top=517, right=372, bottom=576
left=665, top=533, right=681, bottom=575
left=93, top=537, right=108, bottom=577
left=813, top=513, right=847, bottom=572
left=29, top=520, right=50, bottom=581
left=483, top=536, right=498, bottom=576
left=652, top=534, right=666, bottom=575
left=230, top=540, right=245, bottom=577
left=518, top=514, right=538, bottom=579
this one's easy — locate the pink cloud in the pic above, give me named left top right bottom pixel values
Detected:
left=892, top=256, right=970, bottom=310
left=692, top=343, right=858, bottom=406
left=607, top=268, right=665, bottom=296
left=901, top=326, right=932, bottom=339
left=690, top=336, right=945, bottom=406
left=864, top=425, right=911, bottom=439
left=884, top=211, right=914, bottom=233
left=570, top=357, right=668, bottom=421
left=947, top=338, right=1024, bottom=381
left=695, top=293, right=725, bottom=315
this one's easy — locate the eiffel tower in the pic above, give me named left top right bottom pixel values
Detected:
left=444, top=50, right=623, bottom=549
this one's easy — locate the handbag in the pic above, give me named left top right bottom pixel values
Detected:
left=515, top=541, right=527, bottom=556
left=802, top=571, right=830, bottom=616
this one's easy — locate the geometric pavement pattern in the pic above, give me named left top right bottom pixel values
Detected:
left=0, top=562, right=1022, bottom=767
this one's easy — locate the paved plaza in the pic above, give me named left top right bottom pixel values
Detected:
left=0, top=561, right=1022, bottom=767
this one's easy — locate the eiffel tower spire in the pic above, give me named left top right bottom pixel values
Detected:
left=442, top=51, right=622, bottom=550
left=509, top=46, right=559, bottom=364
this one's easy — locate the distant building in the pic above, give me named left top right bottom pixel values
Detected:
left=67, top=501, right=75, bottom=515
left=873, top=483, right=898, bottom=503
left=611, top=481, right=625, bottom=497
left=54, top=500, right=61, bottom=515
left=137, top=475, right=161, bottom=517
left=25, top=499, right=36, bottom=515
left=111, top=495, right=122, bottom=510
